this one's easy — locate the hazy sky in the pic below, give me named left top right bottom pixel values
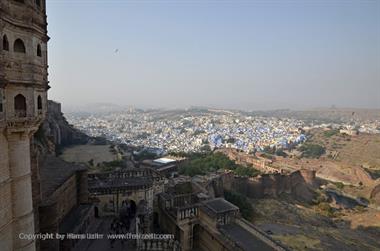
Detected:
left=47, top=0, right=380, bottom=110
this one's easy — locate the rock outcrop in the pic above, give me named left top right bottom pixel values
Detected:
left=317, top=164, right=374, bottom=186
left=34, top=100, right=89, bottom=155
left=370, top=184, right=380, bottom=205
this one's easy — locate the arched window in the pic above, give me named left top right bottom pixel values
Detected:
left=37, top=95, right=42, bottom=110
left=14, top=39, right=26, bottom=53
left=2, top=35, right=9, bottom=51
left=14, top=94, right=27, bottom=117
left=35, top=0, right=41, bottom=7
left=37, top=44, right=42, bottom=57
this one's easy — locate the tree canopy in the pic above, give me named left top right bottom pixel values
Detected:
left=224, top=190, right=253, bottom=220
left=299, top=143, right=326, bottom=158
left=179, top=152, right=260, bottom=177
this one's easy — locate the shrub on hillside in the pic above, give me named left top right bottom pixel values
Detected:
left=299, top=143, right=326, bottom=158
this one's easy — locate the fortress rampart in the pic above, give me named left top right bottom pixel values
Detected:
left=222, top=169, right=317, bottom=202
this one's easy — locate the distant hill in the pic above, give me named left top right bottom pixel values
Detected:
left=63, top=102, right=131, bottom=114
left=246, top=108, right=380, bottom=123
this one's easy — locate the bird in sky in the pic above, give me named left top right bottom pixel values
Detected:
left=114, top=49, right=119, bottom=53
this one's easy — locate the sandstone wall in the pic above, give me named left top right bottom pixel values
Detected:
left=51, top=175, right=78, bottom=224
left=7, top=133, right=36, bottom=251
left=30, top=141, right=41, bottom=251
left=0, top=132, right=13, bottom=250
left=217, top=148, right=279, bottom=173
left=204, top=176, right=224, bottom=198
left=39, top=201, right=59, bottom=251
left=222, top=170, right=317, bottom=203
left=77, top=170, right=89, bottom=204
left=38, top=174, right=79, bottom=251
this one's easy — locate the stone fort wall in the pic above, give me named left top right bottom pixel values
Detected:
left=216, top=148, right=279, bottom=173
left=222, top=169, right=317, bottom=202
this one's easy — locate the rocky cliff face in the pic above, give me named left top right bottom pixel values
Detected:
left=34, top=100, right=89, bottom=155
left=222, top=170, right=317, bottom=203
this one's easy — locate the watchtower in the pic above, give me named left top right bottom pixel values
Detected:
left=0, top=0, right=48, bottom=250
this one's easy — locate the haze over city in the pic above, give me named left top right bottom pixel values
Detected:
left=47, top=0, right=380, bottom=110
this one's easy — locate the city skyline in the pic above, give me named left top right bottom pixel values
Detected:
left=47, top=0, right=380, bottom=110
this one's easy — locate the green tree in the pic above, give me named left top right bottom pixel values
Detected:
left=226, top=138, right=236, bottom=144
left=179, top=152, right=259, bottom=177
left=299, top=143, right=326, bottom=158
left=134, top=151, right=157, bottom=161
left=224, top=190, right=253, bottom=220
left=275, top=148, right=287, bottom=157
left=324, top=129, right=339, bottom=138
left=263, top=145, right=276, bottom=154
left=234, top=166, right=260, bottom=177
left=335, top=182, right=344, bottom=189
left=88, top=159, right=94, bottom=166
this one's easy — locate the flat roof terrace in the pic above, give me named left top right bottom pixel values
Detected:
left=202, top=198, right=239, bottom=214
left=153, top=157, right=176, bottom=165
left=40, top=155, right=87, bottom=201
left=220, top=223, right=277, bottom=251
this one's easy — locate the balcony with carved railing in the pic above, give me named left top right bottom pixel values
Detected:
left=172, top=193, right=199, bottom=208
left=176, top=205, right=198, bottom=221
left=6, top=110, right=43, bottom=131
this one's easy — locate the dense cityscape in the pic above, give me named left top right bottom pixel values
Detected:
left=66, top=108, right=380, bottom=153
left=66, top=109, right=305, bottom=152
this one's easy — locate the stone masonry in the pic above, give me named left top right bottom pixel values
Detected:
left=0, top=1, right=49, bottom=250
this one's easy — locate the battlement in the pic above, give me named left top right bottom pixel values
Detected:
left=47, top=100, right=61, bottom=114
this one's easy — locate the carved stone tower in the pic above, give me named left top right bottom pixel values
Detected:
left=0, top=0, right=48, bottom=250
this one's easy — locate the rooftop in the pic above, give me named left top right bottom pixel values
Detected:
left=153, top=157, right=176, bottom=165
left=202, top=198, right=239, bottom=214
left=88, top=176, right=153, bottom=190
left=40, top=155, right=86, bottom=201
left=87, top=167, right=161, bottom=191
left=220, top=223, right=276, bottom=251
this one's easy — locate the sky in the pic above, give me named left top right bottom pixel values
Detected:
left=46, top=0, right=380, bottom=110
